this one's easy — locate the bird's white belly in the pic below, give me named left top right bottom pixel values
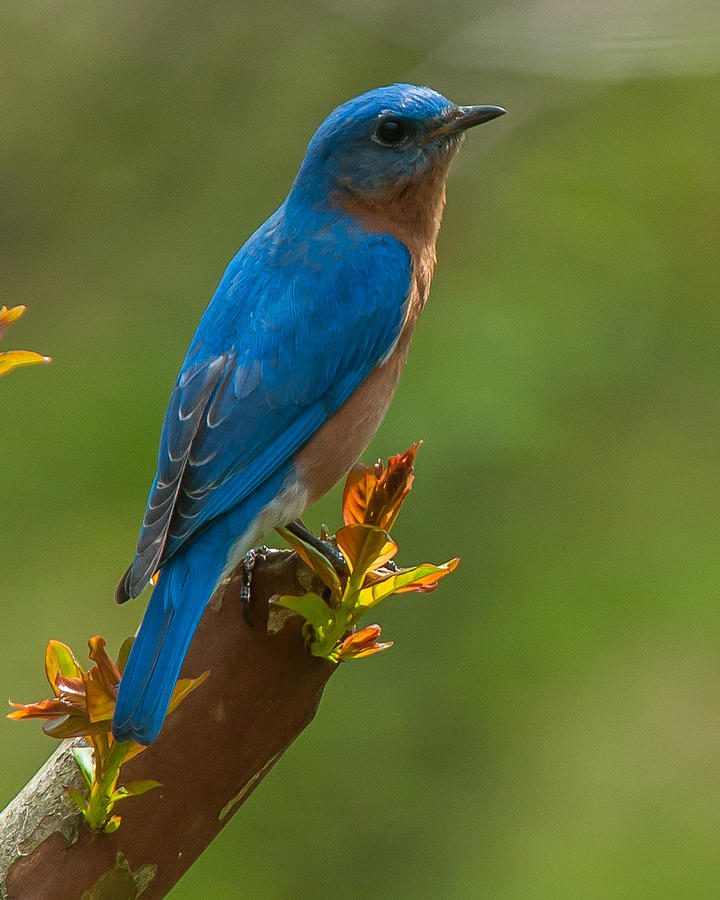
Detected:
left=218, top=478, right=309, bottom=586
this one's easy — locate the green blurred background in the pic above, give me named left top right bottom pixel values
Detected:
left=3, top=2, right=720, bottom=897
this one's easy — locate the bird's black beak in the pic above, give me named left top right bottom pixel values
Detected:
left=429, top=104, right=507, bottom=139
left=452, top=105, right=507, bottom=131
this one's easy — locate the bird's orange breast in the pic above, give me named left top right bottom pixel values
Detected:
left=293, top=245, right=435, bottom=505
left=293, top=158, right=454, bottom=503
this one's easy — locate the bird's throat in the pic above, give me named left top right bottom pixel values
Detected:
left=332, top=156, right=453, bottom=264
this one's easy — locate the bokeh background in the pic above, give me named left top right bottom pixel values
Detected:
left=3, top=1, right=720, bottom=896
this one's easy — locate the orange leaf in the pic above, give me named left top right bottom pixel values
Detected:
left=7, top=693, right=98, bottom=740
left=88, top=636, right=121, bottom=695
left=85, top=668, right=116, bottom=723
left=342, top=442, right=420, bottom=531
left=55, top=675, right=87, bottom=710
left=342, top=461, right=381, bottom=526
left=335, top=524, right=397, bottom=576
left=12, top=636, right=207, bottom=754
left=7, top=698, right=71, bottom=720
left=335, top=625, right=393, bottom=660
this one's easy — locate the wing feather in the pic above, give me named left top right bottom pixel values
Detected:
left=119, top=221, right=412, bottom=601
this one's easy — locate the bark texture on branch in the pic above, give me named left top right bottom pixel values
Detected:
left=0, top=549, right=335, bottom=899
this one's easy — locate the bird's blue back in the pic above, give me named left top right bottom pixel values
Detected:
left=113, top=200, right=412, bottom=743
left=118, top=200, right=412, bottom=601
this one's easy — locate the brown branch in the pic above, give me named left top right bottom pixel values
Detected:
left=0, top=549, right=336, bottom=899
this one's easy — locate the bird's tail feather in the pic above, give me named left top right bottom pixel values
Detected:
left=112, top=551, right=215, bottom=745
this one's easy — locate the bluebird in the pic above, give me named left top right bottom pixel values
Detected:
left=112, top=84, right=505, bottom=745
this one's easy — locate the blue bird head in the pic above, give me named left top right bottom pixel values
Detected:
left=291, top=84, right=505, bottom=202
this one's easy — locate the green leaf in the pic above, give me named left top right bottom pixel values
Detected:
left=115, top=636, right=134, bottom=675
left=355, top=559, right=460, bottom=613
left=125, top=778, right=161, bottom=795
left=276, top=527, right=343, bottom=599
left=64, top=784, right=87, bottom=812
left=111, top=779, right=161, bottom=802
left=103, top=816, right=122, bottom=833
left=271, top=593, right=334, bottom=635
left=72, top=746, right=95, bottom=789
left=45, top=641, right=85, bottom=693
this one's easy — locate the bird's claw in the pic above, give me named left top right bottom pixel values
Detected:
left=240, top=545, right=270, bottom=625
left=285, top=520, right=350, bottom=579
left=320, top=540, right=350, bottom=580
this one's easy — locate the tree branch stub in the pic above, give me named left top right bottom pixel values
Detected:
left=1, top=549, right=335, bottom=899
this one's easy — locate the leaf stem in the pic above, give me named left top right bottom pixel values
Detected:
left=84, top=739, right=133, bottom=831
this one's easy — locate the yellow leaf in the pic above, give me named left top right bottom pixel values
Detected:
left=45, top=640, right=85, bottom=695
left=118, top=669, right=210, bottom=762
left=167, top=670, right=210, bottom=715
left=0, top=305, right=26, bottom=336
left=118, top=739, right=149, bottom=764
left=0, top=350, right=51, bottom=378
left=355, top=559, right=460, bottom=612
left=389, top=558, right=460, bottom=594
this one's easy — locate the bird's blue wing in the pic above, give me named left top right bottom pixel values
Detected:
left=118, top=223, right=412, bottom=600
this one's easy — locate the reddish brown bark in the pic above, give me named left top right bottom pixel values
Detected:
left=1, top=550, right=335, bottom=899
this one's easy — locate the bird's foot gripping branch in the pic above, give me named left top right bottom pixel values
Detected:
left=274, top=442, right=459, bottom=661
left=7, top=443, right=457, bottom=837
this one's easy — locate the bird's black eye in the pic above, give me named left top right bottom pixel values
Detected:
left=374, top=117, right=407, bottom=146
